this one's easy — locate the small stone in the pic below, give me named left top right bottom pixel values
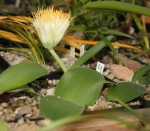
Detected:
left=110, top=64, right=134, bottom=81
left=0, top=111, right=3, bottom=116
left=18, top=118, right=25, bottom=125
left=15, top=114, right=23, bottom=119
left=25, top=113, right=32, bottom=118
left=40, top=89, right=47, bottom=95
left=121, top=56, right=142, bottom=72
left=15, top=106, right=32, bottom=115
left=46, top=88, right=55, bottom=96
left=107, top=74, right=115, bottom=80
left=32, top=107, right=40, bottom=117
left=1, top=102, right=8, bottom=108
left=0, top=105, right=4, bottom=111
left=31, top=100, right=37, bottom=106
left=103, top=69, right=111, bottom=76
left=113, top=78, right=120, bottom=83
left=4, top=113, right=15, bottom=121
left=18, top=96, right=28, bottom=100
left=52, top=79, right=58, bottom=85
left=3, top=109, right=9, bottom=113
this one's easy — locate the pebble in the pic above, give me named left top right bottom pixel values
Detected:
left=103, top=69, right=111, bottom=76
left=0, top=106, right=4, bottom=111
left=25, top=113, right=32, bottom=118
left=18, top=96, right=28, bottom=100
left=48, top=79, right=59, bottom=86
left=31, top=100, right=38, bottom=107
left=1, top=102, right=8, bottom=108
left=15, top=114, right=23, bottom=119
left=3, top=109, right=9, bottom=113
left=110, top=64, right=134, bottom=81
left=14, top=106, right=32, bottom=115
left=32, top=107, right=40, bottom=118
left=113, top=78, right=120, bottom=83
left=5, top=113, right=14, bottom=121
left=0, top=111, right=3, bottom=116
left=87, top=96, right=122, bottom=111
left=46, top=88, right=55, bottom=96
left=106, top=73, right=115, bottom=80
left=120, top=56, right=142, bottom=72
left=40, top=89, right=47, bottom=95
left=18, top=118, right=25, bottom=125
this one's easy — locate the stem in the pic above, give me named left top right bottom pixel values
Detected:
left=115, top=97, right=146, bottom=126
left=49, top=48, right=67, bottom=72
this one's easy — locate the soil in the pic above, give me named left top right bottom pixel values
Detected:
left=0, top=48, right=150, bottom=131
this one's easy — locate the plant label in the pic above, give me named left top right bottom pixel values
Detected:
left=70, top=47, right=75, bottom=58
left=80, top=44, right=85, bottom=57
left=96, top=62, right=105, bottom=74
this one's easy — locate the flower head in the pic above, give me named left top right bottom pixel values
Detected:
left=32, top=7, right=72, bottom=49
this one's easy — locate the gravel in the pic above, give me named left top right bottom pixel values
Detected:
left=0, top=50, right=149, bottom=130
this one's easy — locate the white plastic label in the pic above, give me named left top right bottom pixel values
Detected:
left=80, top=44, right=85, bottom=57
left=96, top=62, right=105, bottom=74
left=70, top=47, right=75, bottom=57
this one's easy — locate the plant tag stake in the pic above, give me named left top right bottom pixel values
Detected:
left=15, top=0, right=21, bottom=8
left=114, top=46, right=119, bottom=53
left=80, top=44, right=85, bottom=57
left=70, top=47, right=75, bottom=58
left=96, top=62, right=105, bottom=74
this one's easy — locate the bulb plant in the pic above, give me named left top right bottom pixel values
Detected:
left=32, top=7, right=73, bottom=72
left=0, top=2, right=150, bottom=131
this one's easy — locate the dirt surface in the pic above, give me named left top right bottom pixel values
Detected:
left=0, top=49, right=150, bottom=131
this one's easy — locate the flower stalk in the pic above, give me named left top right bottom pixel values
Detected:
left=49, top=49, right=67, bottom=72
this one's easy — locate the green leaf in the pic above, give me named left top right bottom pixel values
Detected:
left=55, top=67, right=105, bottom=106
left=0, top=121, right=8, bottom=131
left=84, top=1, right=150, bottom=17
left=100, top=28, right=134, bottom=39
left=100, top=35, right=119, bottom=64
left=40, top=95, right=84, bottom=120
left=133, top=14, right=149, bottom=49
left=8, top=85, right=41, bottom=101
left=106, top=82, right=147, bottom=103
left=132, top=65, right=150, bottom=83
left=39, top=115, right=85, bottom=131
left=0, top=61, right=48, bottom=92
left=72, top=35, right=113, bottom=67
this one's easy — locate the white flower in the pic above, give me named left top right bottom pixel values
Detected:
left=32, top=7, right=72, bottom=49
